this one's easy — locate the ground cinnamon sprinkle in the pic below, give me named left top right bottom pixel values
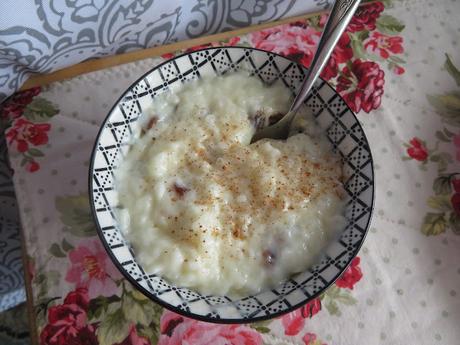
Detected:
left=115, top=73, right=345, bottom=296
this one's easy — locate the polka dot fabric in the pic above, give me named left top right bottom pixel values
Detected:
left=2, top=0, right=460, bottom=343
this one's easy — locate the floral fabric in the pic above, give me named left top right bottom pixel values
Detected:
left=2, top=0, right=460, bottom=344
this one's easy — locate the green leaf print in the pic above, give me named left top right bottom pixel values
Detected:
left=250, top=319, right=272, bottom=334
left=48, top=243, right=66, bottom=258
left=320, top=285, right=357, bottom=316
left=97, top=308, right=130, bottom=345
left=55, top=193, right=96, bottom=237
left=349, top=31, right=369, bottom=60
left=427, top=194, right=452, bottom=211
left=28, top=148, right=45, bottom=157
left=376, top=15, right=405, bottom=35
left=122, top=291, right=154, bottom=326
left=87, top=295, right=121, bottom=320
left=137, top=322, right=161, bottom=345
left=379, top=0, right=394, bottom=8
left=427, top=92, right=460, bottom=127
left=61, top=238, right=74, bottom=252
left=433, top=175, right=453, bottom=195
left=23, top=98, right=59, bottom=122
left=421, top=212, right=447, bottom=236
left=435, top=130, right=451, bottom=143
left=430, top=152, right=453, bottom=173
left=35, top=270, right=61, bottom=300
left=444, top=54, right=460, bottom=87
left=324, top=299, right=340, bottom=316
left=449, top=213, right=460, bottom=234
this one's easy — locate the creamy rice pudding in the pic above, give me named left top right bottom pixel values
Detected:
left=115, top=73, right=346, bottom=296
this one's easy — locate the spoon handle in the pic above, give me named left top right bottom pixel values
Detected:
left=289, top=0, right=361, bottom=114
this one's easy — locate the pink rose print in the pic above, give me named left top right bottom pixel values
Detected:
left=364, top=31, right=404, bottom=59
left=335, top=257, right=363, bottom=289
left=158, top=310, right=262, bottom=345
left=251, top=22, right=354, bottom=81
left=303, top=332, right=327, bottom=345
left=40, top=288, right=98, bottom=345
left=65, top=238, right=122, bottom=298
left=280, top=298, right=322, bottom=336
left=6, top=118, right=51, bottom=153
left=347, top=1, right=384, bottom=33
left=115, top=324, right=150, bottom=345
left=406, top=137, right=429, bottom=162
left=336, top=59, right=385, bottom=113
left=251, top=22, right=321, bottom=67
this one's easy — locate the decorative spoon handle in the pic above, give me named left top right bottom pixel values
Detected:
left=289, top=0, right=361, bottom=114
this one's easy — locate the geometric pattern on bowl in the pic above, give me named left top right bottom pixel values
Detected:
left=89, top=47, right=374, bottom=323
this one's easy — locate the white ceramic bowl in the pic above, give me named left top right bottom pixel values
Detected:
left=89, top=47, right=374, bottom=323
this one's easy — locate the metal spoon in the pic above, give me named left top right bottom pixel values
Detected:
left=251, top=0, right=361, bottom=143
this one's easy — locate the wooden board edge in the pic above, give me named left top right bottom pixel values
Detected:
left=20, top=11, right=324, bottom=90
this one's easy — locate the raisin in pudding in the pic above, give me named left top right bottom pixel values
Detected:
left=115, top=73, right=346, bottom=297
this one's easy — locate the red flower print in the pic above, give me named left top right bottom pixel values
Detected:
left=280, top=298, right=322, bottom=336
left=303, top=332, right=327, bottom=345
left=186, top=44, right=212, bottom=52
left=321, top=33, right=354, bottom=80
left=115, top=324, right=150, bottom=345
left=64, top=287, right=90, bottom=309
left=321, top=58, right=339, bottom=81
left=226, top=37, right=241, bottom=46
left=347, top=1, right=384, bottom=33
left=161, top=52, right=175, bottom=59
left=158, top=310, right=262, bottom=345
left=25, top=160, right=40, bottom=173
left=40, top=288, right=98, bottom=345
left=65, top=238, right=122, bottom=298
left=406, top=137, right=429, bottom=161
left=391, top=65, right=405, bottom=75
left=333, top=33, right=353, bottom=64
left=335, top=257, right=363, bottom=289
left=452, top=178, right=460, bottom=193
left=364, top=32, right=404, bottom=59
left=302, top=298, right=321, bottom=318
left=454, top=133, right=460, bottom=162
left=6, top=118, right=51, bottom=153
left=0, top=87, right=41, bottom=121
left=281, top=309, right=305, bottom=336
left=450, top=178, right=460, bottom=216
left=336, top=59, right=385, bottom=113
left=451, top=193, right=460, bottom=215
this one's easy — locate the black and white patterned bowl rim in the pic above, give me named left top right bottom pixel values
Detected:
left=89, top=47, right=374, bottom=323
